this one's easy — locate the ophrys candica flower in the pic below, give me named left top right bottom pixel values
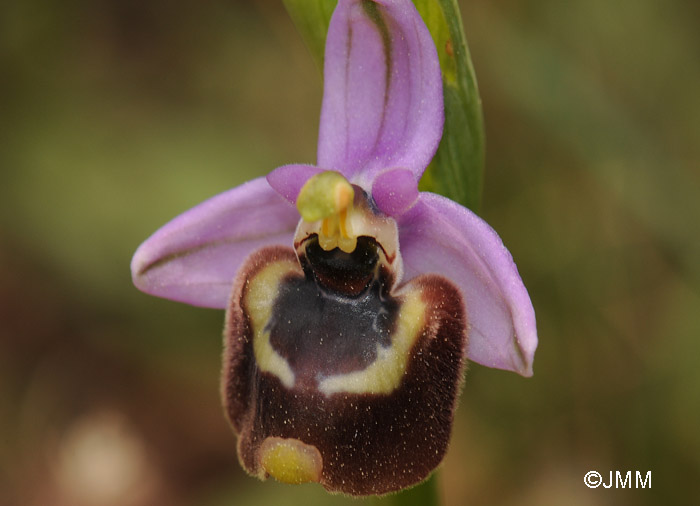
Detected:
left=131, top=0, right=537, bottom=496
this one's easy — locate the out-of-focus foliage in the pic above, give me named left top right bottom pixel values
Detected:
left=0, top=1, right=698, bottom=505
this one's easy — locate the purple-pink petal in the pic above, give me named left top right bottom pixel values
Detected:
left=397, top=193, right=537, bottom=376
left=266, top=164, right=325, bottom=205
left=371, top=167, right=419, bottom=216
left=317, top=0, right=443, bottom=188
left=131, top=177, right=298, bottom=308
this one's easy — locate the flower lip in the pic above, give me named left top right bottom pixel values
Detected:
left=224, top=245, right=467, bottom=495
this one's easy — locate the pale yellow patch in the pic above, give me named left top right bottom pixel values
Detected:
left=246, top=260, right=297, bottom=388
left=259, top=437, right=323, bottom=485
left=319, top=290, right=426, bottom=395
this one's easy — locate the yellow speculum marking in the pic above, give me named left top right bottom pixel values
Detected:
left=297, top=171, right=357, bottom=253
left=259, top=437, right=323, bottom=485
left=245, top=260, right=297, bottom=388
left=319, top=290, right=426, bottom=395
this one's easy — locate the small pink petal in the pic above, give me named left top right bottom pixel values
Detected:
left=372, top=168, right=419, bottom=217
left=266, top=164, right=325, bottom=205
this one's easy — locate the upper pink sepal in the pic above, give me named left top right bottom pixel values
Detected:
left=317, top=0, right=444, bottom=188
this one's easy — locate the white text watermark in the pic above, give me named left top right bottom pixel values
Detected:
left=584, top=470, right=651, bottom=489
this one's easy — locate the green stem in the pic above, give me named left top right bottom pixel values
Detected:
left=369, top=472, right=441, bottom=506
left=414, top=0, right=485, bottom=213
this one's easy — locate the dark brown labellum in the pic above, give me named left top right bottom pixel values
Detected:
left=222, top=243, right=467, bottom=496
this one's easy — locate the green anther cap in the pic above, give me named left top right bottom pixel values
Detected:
left=296, top=171, right=354, bottom=222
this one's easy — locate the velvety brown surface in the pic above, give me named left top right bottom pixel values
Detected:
left=222, top=245, right=467, bottom=495
left=221, top=246, right=300, bottom=434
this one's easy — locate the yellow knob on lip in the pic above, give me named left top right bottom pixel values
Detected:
left=259, top=436, right=323, bottom=485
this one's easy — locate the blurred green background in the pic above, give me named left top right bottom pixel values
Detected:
left=1, top=0, right=698, bottom=505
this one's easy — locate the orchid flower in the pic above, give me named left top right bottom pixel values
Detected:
left=131, top=0, right=536, bottom=496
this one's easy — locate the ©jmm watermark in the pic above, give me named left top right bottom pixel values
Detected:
left=584, top=471, right=651, bottom=489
